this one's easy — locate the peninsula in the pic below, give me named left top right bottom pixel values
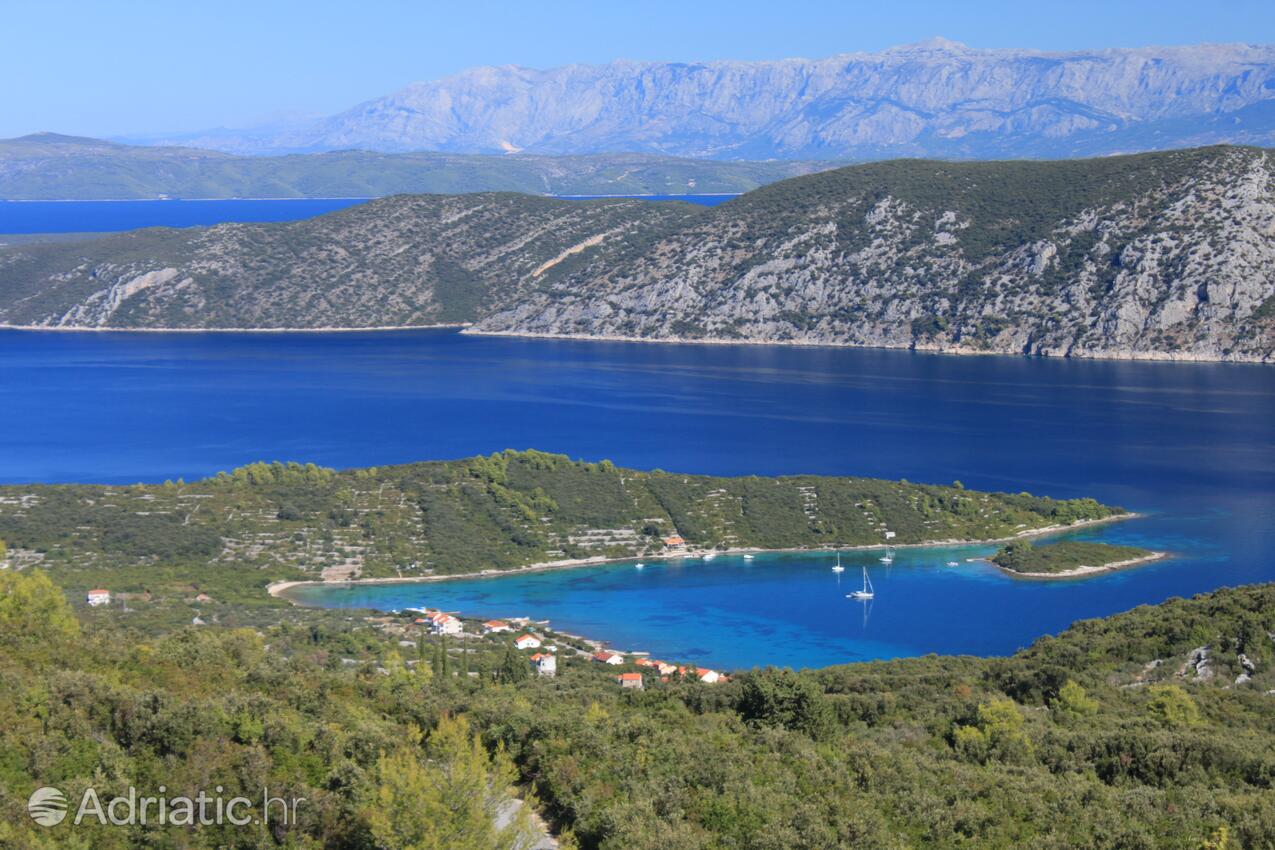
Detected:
left=0, top=450, right=1126, bottom=603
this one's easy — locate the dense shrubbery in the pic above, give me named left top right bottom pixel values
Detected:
left=992, top=540, right=1152, bottom=574
left=1, top=571, right=1273, bottom=848
left=0, top=452, right=1123, bottom=596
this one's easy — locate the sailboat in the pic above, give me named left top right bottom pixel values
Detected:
left=847, top=566, right=875, bottom=600
left=879, top=547, right=894, bottom=564
left=635, top=563, right=644, bottom=569
left=831, top=552, right=845, bottom=573
left=742, top=553, right=755, bottom=561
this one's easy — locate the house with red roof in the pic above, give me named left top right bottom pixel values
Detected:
left=592, top=650, right=624, bottom=665
left=617, top=672, right=644, bottom=689
left=86, top=589, right=111, bottom=607
left=482, top=620, right=512, bottom=634
left=514, top=633, right=542, bottom=650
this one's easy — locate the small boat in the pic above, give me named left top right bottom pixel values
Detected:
left=847, top=566, right=875, bottom=600
left=702, top=552, right=716, bottom=561
left=879, top=547, right=895, bottom=564
left=831, top=552, right=845, bottom=573
left=946, top=561, right=959, bottom=567
left=635, top=563, right=644, bottom=569
left=742, top=553, right=755, bottom=561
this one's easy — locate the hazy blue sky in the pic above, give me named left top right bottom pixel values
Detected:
left=5, top=0, right=1274, bottom=139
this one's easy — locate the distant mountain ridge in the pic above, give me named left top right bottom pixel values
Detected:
left=136, top=39, right=1275, bottom=159
left=0, top=133, right=822, bottom=200
left=1, top=146, right=1272, bottom=363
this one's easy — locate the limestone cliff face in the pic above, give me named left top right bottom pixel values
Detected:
left=1, top=146, right=1273, bottom=362
left=475, top=146, right=1275, bottom=362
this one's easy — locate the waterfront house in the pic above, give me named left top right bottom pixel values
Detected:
left=514, top=633, right=542, bottom=650
left=663, top=534, right=686, bottom=550
left=482, top=620, right=512, bottom=634
left=617, top=672, right=644, bottom=689
left=655, top=661, right=678, bottom=676
left=592, top=650, right=625, bottom=665
left=530, top=652, right=557, bottom=677
left=696, top=668, right=721, bottom=684
left=86, top=589, right=111, bottom=607
left=634, top=657, right=658, bottom=668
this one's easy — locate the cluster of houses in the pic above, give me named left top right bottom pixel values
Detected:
left=589, top=650, right=725, bottom=689
left=414, top=610, right=463, bottom=635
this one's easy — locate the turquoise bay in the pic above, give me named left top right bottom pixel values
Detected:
left=2, top=328, right=1272, bottom=668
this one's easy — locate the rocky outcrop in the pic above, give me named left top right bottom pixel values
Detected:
left=144, top=40, right=1275, bottom=159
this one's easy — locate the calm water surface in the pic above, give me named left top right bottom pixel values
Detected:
left=0, top=194, right=728, bottom=234
left=2, top=329, right=1271, bottom=668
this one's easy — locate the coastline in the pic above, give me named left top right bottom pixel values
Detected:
left=460, top=328, right=1272, bottom=366
left=994, top=550, right=1169, bottom=580
left=0, top=322, right=469, bottom=334
left=0, top=321, right=1265, bottom=363
left=267, top=511, right=1140, bottom=602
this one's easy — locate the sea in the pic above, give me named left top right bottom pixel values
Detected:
left=2, top=328, right=1271, bottom=669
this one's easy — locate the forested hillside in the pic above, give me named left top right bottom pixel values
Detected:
left=0, top=450, right=1120, bottom=603
left=1, top=568, right=1272, bottom=848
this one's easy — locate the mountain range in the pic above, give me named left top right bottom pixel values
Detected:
left=133, top=39, right=1275, bottom=160
left=1, top=145, right=1271, bottom=362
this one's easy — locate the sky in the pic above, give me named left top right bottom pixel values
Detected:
left=4, top=0, right=1274, bottom=139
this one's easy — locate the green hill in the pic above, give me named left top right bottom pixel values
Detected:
left=0, top=450, right=1121, bottom=603
left=0, top=563, right=1271, bottom=848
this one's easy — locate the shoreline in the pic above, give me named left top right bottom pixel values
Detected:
left=0, top=322, right=1264, bottom=363
left=0, top=323, right=469, bottom=334
left=460, top=328, right=1272, bottom=366
left=995, top=550, right=1169, bottom=580
left=267, top=512, right=1140, bottom=602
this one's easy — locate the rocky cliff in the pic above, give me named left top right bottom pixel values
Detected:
left=143, top=40, right=1275, bottom=160
left=1, top=146, right=1272, bottom=362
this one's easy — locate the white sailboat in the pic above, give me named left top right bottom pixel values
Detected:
left=847, top=566, right=875, bottom=600
left=831, top=552, right=845, bottom=573
left=879, top=547, right=894, bottom=564
left=742, top=553, right=755, bottom=561
left=635, top=563, right=644, bottom=569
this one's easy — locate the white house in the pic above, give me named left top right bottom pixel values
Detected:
left=696, top=668, right=721, bottom=684
left=482, top=620, right=512, bottom=634
left=86, top=589, right=111, bottom=607
left=428, top=612, right=463, bottom=635
left=592, top=651, right=624, bottom=666
left=514, top=633, right=542, bottom=650
left=530, top=652, right=557, bottom=677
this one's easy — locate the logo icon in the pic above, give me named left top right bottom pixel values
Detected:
left=28, top=787, right=68, bottom=827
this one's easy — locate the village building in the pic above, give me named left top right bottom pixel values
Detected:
left=662, top=534, right=686, bottom=550
left=85, top=589, right=111, bottom=607
left=428, top=612, right=463, bottom=635
left=530, top=652, right=557, bottom=677
left=514, top=633, right=542, bottom=650
left=481, top=620, right=512, bottom=634
left=696, top=668, right=721, bottom=684
left=617, top=672, right=644, bottom=689
left=592, top=650, right=624, bottom=665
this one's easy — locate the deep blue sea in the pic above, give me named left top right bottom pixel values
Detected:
left=0, top=194, right=729, bottom=235
left=2, top=328, right=1272, bottom=669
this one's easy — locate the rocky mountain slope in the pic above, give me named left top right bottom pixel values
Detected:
left=1, top=145, right=1272, bottom=362
left=141, top=39, right=1275, bottom=160
left=0, top=133, right=820, bottom=200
